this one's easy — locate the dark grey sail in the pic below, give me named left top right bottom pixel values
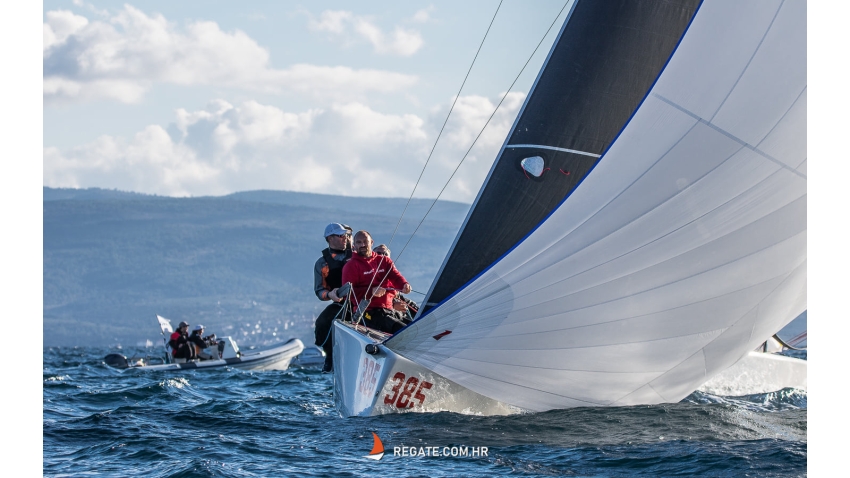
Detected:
left=420, top=0, right=702, bottom=314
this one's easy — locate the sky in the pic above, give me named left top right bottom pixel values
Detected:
left=42, top=0, right=576, bottom=202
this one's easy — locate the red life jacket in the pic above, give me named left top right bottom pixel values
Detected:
left=169, top=331, right=182, bottom=356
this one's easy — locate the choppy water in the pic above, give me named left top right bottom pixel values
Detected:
left=44, top=346, right=806, bottom=477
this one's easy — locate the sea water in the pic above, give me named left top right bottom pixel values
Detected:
left=43, top=347, right=806, bottom=477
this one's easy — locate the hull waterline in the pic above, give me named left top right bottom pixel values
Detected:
left=113, top=338, right=304, bottom=372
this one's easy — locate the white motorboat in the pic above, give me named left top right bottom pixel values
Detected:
left=104, top=315, right=304, bottom=371
left=290, top=345, right=327, bottom=369
left=334, top=0, right=807, bottom=416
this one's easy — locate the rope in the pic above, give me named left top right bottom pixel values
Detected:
left=317, top=300, right=350, bottom=348
left=393, top=0, right=572, bottom=263
left=388, top=0, right=505, bottom=249
left=342, top=1, right=570, bottom=329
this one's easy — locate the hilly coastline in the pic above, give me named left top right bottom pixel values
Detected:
left=43, top=187, right=469, bottom=347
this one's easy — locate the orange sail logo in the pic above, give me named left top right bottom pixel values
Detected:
left=365, top=432, right=384, bottom=460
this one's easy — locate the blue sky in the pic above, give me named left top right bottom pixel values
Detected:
left=43, top=0, right=574, bottom=201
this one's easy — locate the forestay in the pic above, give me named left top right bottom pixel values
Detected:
left=387, top=0, right=806, bottom=411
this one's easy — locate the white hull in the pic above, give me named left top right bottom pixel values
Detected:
left=334, top=321, right=806, bottom=416
left=119, top=338, right=304, bottom=372
left=333, top=322, right=518, bottom=416
left=697, top=351, right=807, bottom=396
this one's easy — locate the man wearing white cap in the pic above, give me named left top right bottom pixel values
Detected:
left=188, top=324, right=218, bottom=360
left=313, top=222, right=353, bottom=372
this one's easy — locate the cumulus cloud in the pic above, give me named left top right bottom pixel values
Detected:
left=44, top=92, right=526, bottom=202
left=43, top=126, right=218, bottom=197
left=309, top=10, right=424, bottom=56
left=43, top=5, right=417, bottom=104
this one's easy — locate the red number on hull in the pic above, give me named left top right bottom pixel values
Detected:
left=383, top=372, right=406, bottom=404
left=413, top=381, right=432, bottom=407
left=396, top=377, right=418, bottom=408
left=357, top=357, right=382, bottom=396
left=382, top=372, right=434, bottom=409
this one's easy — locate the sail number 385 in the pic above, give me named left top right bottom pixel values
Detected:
left=383, top=372, right=433, bottom=409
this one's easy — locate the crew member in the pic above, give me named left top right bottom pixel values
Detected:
left=342, top=231, right=412, bottom=334
left=189, top=324, right=218, bottom=360
left=373, top=244, right=418, bottom=323
left=313, top=223, right=353, bottom=372
left=169, top=321, right=195, bottom=362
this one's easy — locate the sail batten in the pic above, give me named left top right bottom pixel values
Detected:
left=505, top=144, right=601, bottom=158
left=388, top=0, right=805, bottom=411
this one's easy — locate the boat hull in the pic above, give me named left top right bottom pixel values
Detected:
left=117, top=338, right=304, bottom=372
left=333, top=321, right=518, bottom=417
left=334, top=321, right=807, bottom=416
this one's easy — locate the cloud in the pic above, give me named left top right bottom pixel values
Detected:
left=412, top=6, right=435, bottom=24
left=44, top=92, right=526, bottom=202
left=43, top=126, right=218, bottom=197
left=71, top=0, right=109, bottom=17
left=309, top=10, right=352, bottom=34
left=43, top=10, right=88, bottom=52
left=43, top=5, right=417, bottom=104
left=309, top=10, right=424, bottom=56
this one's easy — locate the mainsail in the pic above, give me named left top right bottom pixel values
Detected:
left=387, top=0, right=806, bottom=411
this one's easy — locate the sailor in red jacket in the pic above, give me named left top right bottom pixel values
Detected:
left=341, top=230, right=411, bottom=334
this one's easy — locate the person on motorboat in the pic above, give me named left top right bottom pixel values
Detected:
left=189, top=324, right=219, bottom=360
left=169, top=321, right=196, bottom=362
left=342, top=231, right=412, bottom=334
left=373, top=244, right=418, bottom=324
left=313, top=222, right=353, bottom=372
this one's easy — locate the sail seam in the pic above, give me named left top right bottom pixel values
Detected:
left=427, top=359, right=618, bottom=406
left=708, top=0, right=786, bottom=122
left=504, top=144, right=600, bottom=158
left=654, top=93, right=806, bottom=180
left=475, top=271, right=790, bottom=341
left=448, top=227, right=805, bottom=332
left=612, top=263, right=802, bottom=405
left=435, top=354, right=670, bottom=375
left=449, top=169, right=802, bottom=330
left=755, top=86, right=807, bottom=151
left=444, top=120, right=742, bottom=317
left=454, top=326, right=727, bottom=352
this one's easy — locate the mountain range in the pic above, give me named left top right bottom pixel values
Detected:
left=43, top=187, right=469, bottom=347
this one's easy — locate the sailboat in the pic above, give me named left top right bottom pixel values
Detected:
left=333, top=0, right=806, bottom=416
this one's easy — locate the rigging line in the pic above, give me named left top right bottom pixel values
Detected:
left=387, top=0, right=505, bottom=249
left=394, top=0, right=572, bottom=263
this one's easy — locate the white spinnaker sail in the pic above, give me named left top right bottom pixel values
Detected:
left=388, top=0, right=806, bottom=411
